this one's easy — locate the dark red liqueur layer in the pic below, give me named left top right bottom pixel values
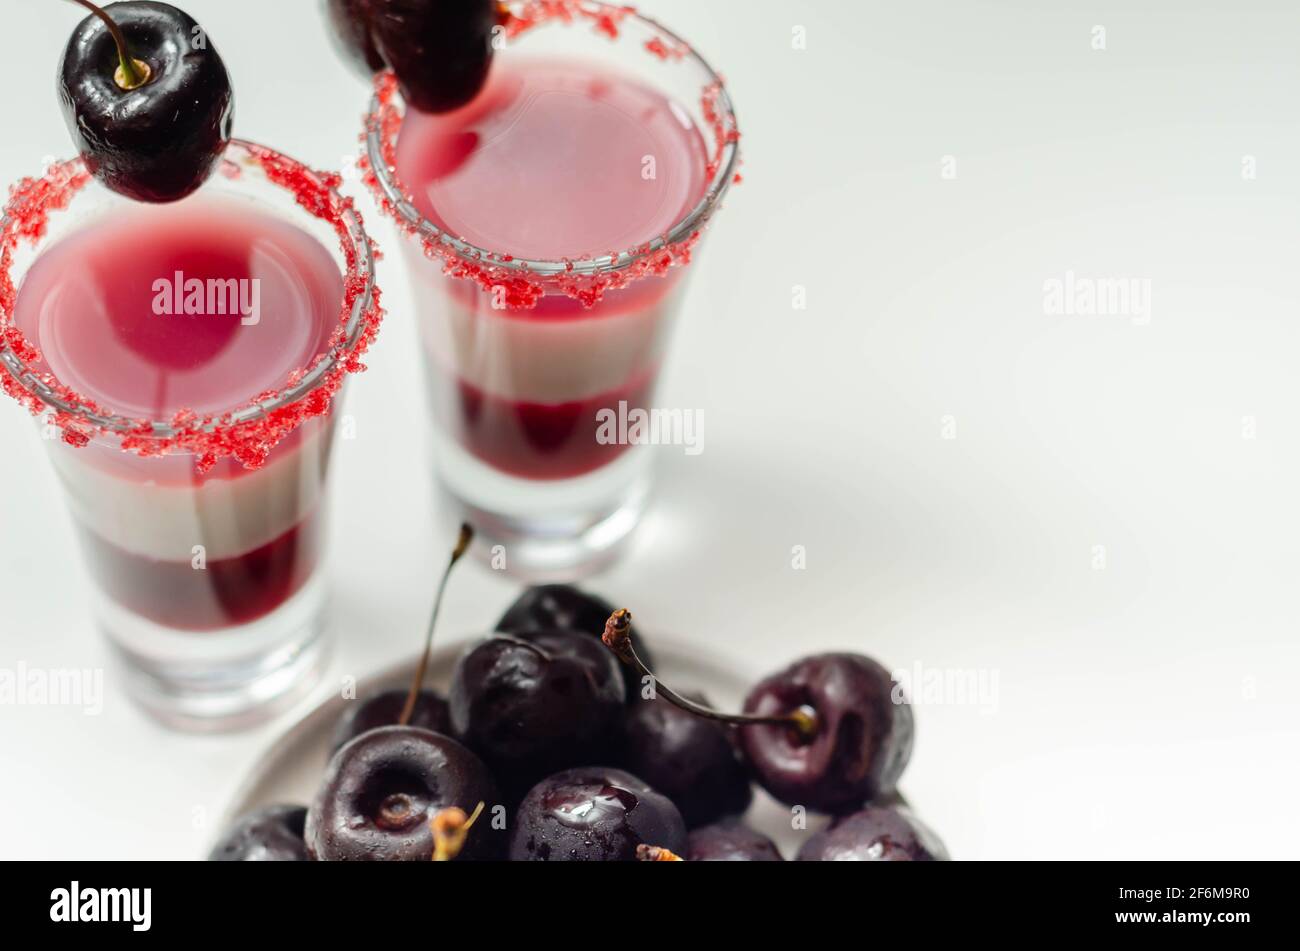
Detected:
left=432, top=373, right=659, bottom=480
left=76, top=511, right=324, bottom=631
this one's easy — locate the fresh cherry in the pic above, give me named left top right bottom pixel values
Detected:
left=325, top=0, right=500, bottom=113
left=330, top=688, right=451, bottom=755
left=619, top=691, right=752, bottom=828
left=306, top=726, right=503, bottom=861
left=497, top=584, right=655, bottom=702
left=687, top=819, right=784, bottom=862
left=207, top=804, right=310, bottom=861
left=325, top=0, right=384, bottom=75
left=796, top=805, right=948, bottom=861
left=602, top=611, right=912, bottom=815
left=738, top=653, right=912, bottom=814
left=509, top=767, right=687, bottom=862
left=449, top=630, right=624, bottom=795
left=59, top=2, right=233, bottom=202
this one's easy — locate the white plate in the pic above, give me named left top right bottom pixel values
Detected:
left=223, top=635, right=829, bottom=859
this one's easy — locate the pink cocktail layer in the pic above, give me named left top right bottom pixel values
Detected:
left=14, top=199, right=344, bottom=630
left=394, top=56, right=709, bottom=480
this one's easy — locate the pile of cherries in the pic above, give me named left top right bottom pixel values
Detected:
left=211, top=529, right=948, bottom=862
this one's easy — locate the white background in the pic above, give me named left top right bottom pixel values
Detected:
left=3, top=0, right=1299, bottom=860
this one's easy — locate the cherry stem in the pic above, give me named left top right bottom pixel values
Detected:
left=399, top=523, right=474, bottom=727
left=602, top=609, right=819, bottom=740
left=66, top=0, right=149, bottom=89
left=430, top=801, right=485, bottom=862
left=636, top=844, right=684, bottom=862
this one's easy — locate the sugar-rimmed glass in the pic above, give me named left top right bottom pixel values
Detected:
left=363, top=1, right=740, bottom=578
left=0, top=140, right=382, bottom=730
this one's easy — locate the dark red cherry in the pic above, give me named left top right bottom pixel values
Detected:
left=325, top=0, right=499, bottom=113
left=738, top=653, right=912, bottom=814
left=620, top=692, right=752, bottom=828
left=324, top=0, right=384, bottom=74
left=509, top=767, right=686, bottom=862
left=306, top=726, right=503, bottom=861
left=687, top=819, right=784, bottom=862
left=498, top=585, right=655, bottom=702
left=207, top=804, right=310, bottom=861
left=329, top=688, right=451, bottom=755
left=796, top=805, right=948, bottom=861
left=59, top=2, right=233, bottom=202
left=449, top=631, right=624, bottom=795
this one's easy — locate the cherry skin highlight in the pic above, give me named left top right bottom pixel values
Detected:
left=59, top=2, right=233, bottom=202
left=208, top=804, right=310, bottom=861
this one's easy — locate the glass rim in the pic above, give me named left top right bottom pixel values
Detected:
left=364, top=0, right=741, bottom=281
left=0, top=137, right=381, bottom=457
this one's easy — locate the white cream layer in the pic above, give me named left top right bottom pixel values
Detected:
left=402, top=241, right=685, bottom=401
left=45, top=422, right=334, bottom=563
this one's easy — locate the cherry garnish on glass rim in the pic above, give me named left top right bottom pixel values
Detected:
left=325, top=0, right=503, bottom=113
left=58, top=1, right=233, bottom=202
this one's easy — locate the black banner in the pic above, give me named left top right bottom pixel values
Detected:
left=2, top=860, right=1283, bottom=938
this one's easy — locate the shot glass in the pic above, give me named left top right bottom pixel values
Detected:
left=0, top=140, right=382, bottom=729
left=363, top=1, right=740, bottom=577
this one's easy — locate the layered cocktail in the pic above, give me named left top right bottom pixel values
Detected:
left=364, top=2, right=740, bottom=575
left=0, top=142, right=381, bottom=727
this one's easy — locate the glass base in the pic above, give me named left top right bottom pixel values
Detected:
left=95, top=573, right=330, bottom=732
left=433, top=435, right=651, bottom=580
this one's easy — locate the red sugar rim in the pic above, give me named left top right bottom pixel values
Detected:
left=361, top=0, right=741, bottom=310
left=0, top=139, right=384, bottom=473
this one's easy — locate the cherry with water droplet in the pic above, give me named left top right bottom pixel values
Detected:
left=509, top=767, right=686, bottom=862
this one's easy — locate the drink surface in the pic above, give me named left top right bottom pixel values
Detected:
left=13, top=198, right=342, bottom=420
left=395, top=55, right=710, bottom=262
